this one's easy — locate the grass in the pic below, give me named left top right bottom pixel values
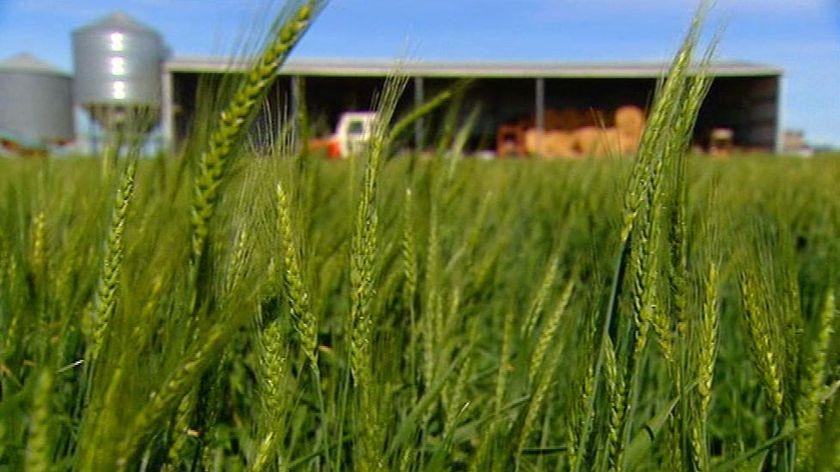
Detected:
left=1, top=1, right=839, bottom=470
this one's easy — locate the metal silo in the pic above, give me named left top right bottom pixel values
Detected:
left=0, top=53, right=74, bottom=143
left=72, top=12, right=166, bottom=132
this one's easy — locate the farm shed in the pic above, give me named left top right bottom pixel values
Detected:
left=162, top=57, right=782, bottom=153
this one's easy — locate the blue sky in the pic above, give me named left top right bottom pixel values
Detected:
left=1, top=0, right=839, bottom=146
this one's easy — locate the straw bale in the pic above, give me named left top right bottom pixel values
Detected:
left=614, top=105, right=645, bottom=137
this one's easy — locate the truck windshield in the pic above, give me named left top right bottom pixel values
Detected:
left=348, top=121, right=365, bottom=135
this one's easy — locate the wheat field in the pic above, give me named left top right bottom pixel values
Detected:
left=0, top=1, right=838, bottom=471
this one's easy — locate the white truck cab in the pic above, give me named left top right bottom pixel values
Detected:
left=335, top=112, right=378, bottom=158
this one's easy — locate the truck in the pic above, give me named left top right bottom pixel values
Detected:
left=310, top=112, right=378, bottom=159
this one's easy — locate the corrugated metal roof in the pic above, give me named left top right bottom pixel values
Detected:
left=0, top=53, right=70, bottom=76
left=73, top=12, right=158, bottom=35
left=165, top=56, right=783, bottom=79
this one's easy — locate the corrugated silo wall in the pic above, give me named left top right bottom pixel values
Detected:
left=0, top=71, right=74, bottom=142
left=72, top=22, right=164, bottom=106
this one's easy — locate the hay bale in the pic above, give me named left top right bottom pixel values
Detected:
left=542, top=131, right=577, bottom=159
left=592, top=109, right=613, bottom=127
left=555, top=131, right=578, bottom=158
left=614, top=105, right=645, bottom=137
left=545, top=108, right=586, bottom=131
left=589, top=128, right=617, bottom=157
left=524, top=128, right=580, bottom=158
left=575, top=127, right=636, bottom=158
left=575, top=126, right=600, bottom=156
left=617, top=130, right=641, bottom=156
left=524, top=128, right=539, bottom=155
left=523, top=129, right=575, bottom=158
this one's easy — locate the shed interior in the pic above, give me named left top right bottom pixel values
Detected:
left=169, top=71, right=780, bottom=153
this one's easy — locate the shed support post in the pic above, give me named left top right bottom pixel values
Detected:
left=774, top=76, right=783, bottom=155
left=291, top=75, right=301, bottom=147
left=161, top=68, right=174, bottom=152
left=535, top=77, right=545, bottom=155
left=414, top=76, right=425, bottom=151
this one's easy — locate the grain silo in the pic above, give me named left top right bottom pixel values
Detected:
left=72, top=12, right=167, bottom=137
left=0, top=53, right=74, bottom=144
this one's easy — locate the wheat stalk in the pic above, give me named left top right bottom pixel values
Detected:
left=605, top=336, right=626, bottom=472
left=190, top=0, right=323, bottom=269
left=25, top=370, right=53, bottom=471
left=401, top=188, right=417, bottom=306
left=690, top=262, right=719, bottom=471
left=494, top=309, right=515, bottom=415
left=516, top=339, right=561, bottom=460
left=276, top=182, right=318, bottom=370
left=347, top=75, right=407, bottom=472
left=795, top=290, right=835, bottom=469
left=739, top=273, right=785, bottom=415
left=523, top=252, right=560, bottom=338
left=348, top=74, right=408, bottom=381
left=30, top=210, right=46, bottom=278
left=568, top=355, right=595, bottom=472
left=89, top=159, right=136, bottom=361
left=529, top=278, right=573, bottom=385
left=252, top=321, right=289, bottom=471
left=422, top=197, right=441, bottom=390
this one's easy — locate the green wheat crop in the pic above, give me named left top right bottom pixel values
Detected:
left=0, top=1, right=838, bottom=471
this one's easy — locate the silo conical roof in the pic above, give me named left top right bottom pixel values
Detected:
left=73, top=12, right=159, bottom=35
left=0, top=53, right=69, bottom=76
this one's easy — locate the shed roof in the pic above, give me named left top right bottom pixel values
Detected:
left=165, top=56, right=783, bottom=79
